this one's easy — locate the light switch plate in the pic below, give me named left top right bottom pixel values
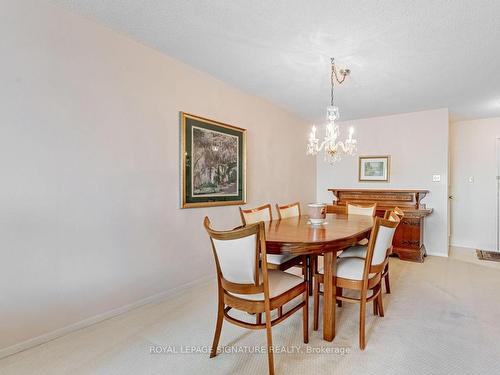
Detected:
left=432, top=174, right=441, bottom=182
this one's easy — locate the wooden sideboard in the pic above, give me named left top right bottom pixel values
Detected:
left=327, top=189, right=433, bottom=263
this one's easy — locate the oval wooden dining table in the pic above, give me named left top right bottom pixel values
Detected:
left=264, top=213, right=374, bottom=342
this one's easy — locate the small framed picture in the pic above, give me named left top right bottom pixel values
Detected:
left=359, top=156, right=390, bottom=182
left=180, top=112, right=246, bottom=208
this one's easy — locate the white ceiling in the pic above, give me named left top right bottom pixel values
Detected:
left=52, top=0, right=500, bottom=122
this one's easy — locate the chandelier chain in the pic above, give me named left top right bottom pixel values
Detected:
left=330, top=58, right=347, bottom=106
left=331, top=65, right=335, bottom=106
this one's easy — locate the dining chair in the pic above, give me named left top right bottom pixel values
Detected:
left=343, top=202, right=378, bottom=247
left=275, top=201, right=301, bottom=219
left=204, top=217, right=308, bottom=375
left=381, top=206, right=404, bottom=293
left=275, top=202, right=313, bottom=295
left=239, top=204, right=304, bottom=273
left=393, top=206, right=404, bottom=218
left=239, top=204, right=274, bottom=225
left=345, top=201, right=378, bottom=216
left=312, top=211, right=400, bottom=350
left=339, top=206, right=403, bottom=294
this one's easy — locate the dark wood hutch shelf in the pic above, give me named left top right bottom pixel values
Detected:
left=327, top=189, right=433, bottom=263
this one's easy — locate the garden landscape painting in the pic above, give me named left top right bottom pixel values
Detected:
left=181, top=113, right=246, bottom=208
left=358, top=156, right=390, bottom=182
left=191, top=126, right=238, bottom=196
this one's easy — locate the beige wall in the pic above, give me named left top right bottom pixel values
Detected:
left=0, top=1, right=315, bottom=354
left=450, top=117, right=500, bottom=250
left=316, top=109, right=450, bottom=257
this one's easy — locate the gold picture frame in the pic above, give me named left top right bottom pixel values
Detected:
left=180, top=112, right=247, bottom=208
left=359, top=155, right=390, bottom=182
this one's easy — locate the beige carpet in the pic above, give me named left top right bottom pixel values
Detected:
left=1, top=255, right=500, bottom=375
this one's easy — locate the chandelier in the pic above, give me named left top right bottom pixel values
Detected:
left=306, top=57, right=357, bottom=164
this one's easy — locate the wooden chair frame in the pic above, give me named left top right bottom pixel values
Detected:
left=275, top=201, right=315, bottom=295
left=204, top=218, right=308, bottom=375
left=346, top=201, right=377, bottom=247
left=275, top=201, right=301, bottom=220
left=240, top=204, right=305, bottom=272
left=345, top=201, right=378, bottom=216
left=312, top=211, right=400, bottom=350
left=239, top=204, right=274, bottom=225
left=380, top=206, right=404, bottom=294
left=393, top=206, right=404, bottom=218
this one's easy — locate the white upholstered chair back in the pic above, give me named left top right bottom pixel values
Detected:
left=240, top=205, right=272, bottom=225
left=388, top=214, right=398, bottom=222
left=212, top=234, right=257, bottom=284
left=347, top=203, right=377, bottom=217
left=204, top=217, right=262, bottom=286
left=277, top=204, right=300, bottom=219
left=370, top=224, right=397, bottom=266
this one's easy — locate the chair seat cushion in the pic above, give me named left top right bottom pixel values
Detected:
left=318, top=257, right=375, bottom=281
left=338, top=245, right=367, bottom=259
left=266, top=254, right=299, bottom=265
left=337, top=257, right=375, bottom=280
left=228, top=270, right=303, bottom=301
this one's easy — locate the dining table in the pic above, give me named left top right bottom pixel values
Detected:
left=264, top=213, right=374, bottom=341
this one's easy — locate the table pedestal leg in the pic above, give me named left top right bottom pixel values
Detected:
left=323, top=251, right=337, bottom=341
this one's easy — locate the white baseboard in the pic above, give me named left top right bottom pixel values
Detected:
left=0, top=275, right=213, bottom=360
left=449, top=242, right=474, bottom=250
left=426, top=252, right=449, bottom=258
left=425, top=248, right=449, bottom=258
left=450, top=242, right=497, bottom=251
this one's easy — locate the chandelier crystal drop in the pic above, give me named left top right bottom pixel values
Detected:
left=306, top=58, right=357, bottom=164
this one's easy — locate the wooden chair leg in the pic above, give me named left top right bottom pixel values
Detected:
left=264, top=307, right=275, bottom=375
left=302, top=255, right=307, bottom=276
left=373, top=290, right=379, bottom=316
left=303, top=287, right=309, bottom=343
left=359, top=294, right=367, bottom=350
left=377, top=287, right=385, bottom=317
left=313, top=277, right=320, bottom=331
left=336, top=287, right=343, bottom=307
left=210, top=298, right=224, bottom=358
left=384, top=266, right=391, bottom=294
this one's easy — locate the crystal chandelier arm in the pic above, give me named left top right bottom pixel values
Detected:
left=336, top=141, right=350, bottom=153
left=317, top=137, right=330, bottom=151
left=336, top=138, right=357, bottom=155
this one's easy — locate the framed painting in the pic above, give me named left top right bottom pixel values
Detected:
left=180, top=112, right=246, bottom=208
left=359, top=156, right=390, bottom=182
